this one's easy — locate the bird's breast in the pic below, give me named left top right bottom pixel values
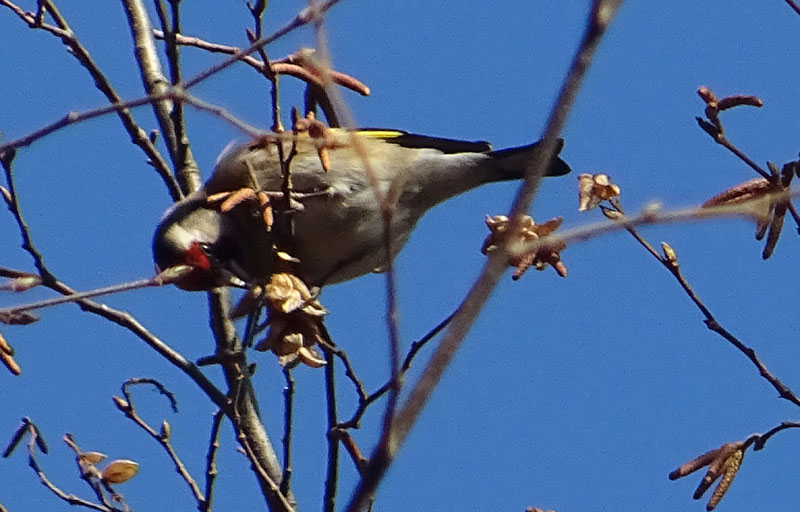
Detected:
left=289, top=187, right=419, bottom=284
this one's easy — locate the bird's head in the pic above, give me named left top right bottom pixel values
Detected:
left=152, top=198, right=250, bottom=291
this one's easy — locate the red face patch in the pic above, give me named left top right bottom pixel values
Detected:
left=184, top=241, right=212, bottom=271
left=170, top=241, right=218, bottom=291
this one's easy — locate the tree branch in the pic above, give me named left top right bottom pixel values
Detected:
left=0, top=0, right=182, bottom=200
left=345, top=2, right=623, bottom=510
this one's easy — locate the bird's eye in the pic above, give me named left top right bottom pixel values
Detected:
left=198, top=238, right=243, bottom=268
left=196, top=242, right=222, bottom=268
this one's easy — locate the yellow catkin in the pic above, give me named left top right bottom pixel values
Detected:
left=707, top=449, right=743, bottom=511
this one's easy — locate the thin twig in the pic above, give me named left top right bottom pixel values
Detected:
left=151, top=30, right=370, bottom=97
left=248, top=0, right=283, bottom=132
left=22, top=425, right=112, bottom=512
left=62, top=434, right=118, bottom=510
left=606, top=198, right=663, bottom=261
left=337, top=310, right=456, bottom=430
left=0, top=267, right=39, bottom=279
left=280, top=367, right=295, bottom=498
left=114, top=378, right=205, bottom=505
left=241, top=297, right=265, bottom=349
left=785, top=0, right=800, bottom=17
left=181, top=0, right=345, bottom=90
left=608, top=201, right=800, bottom=409
left=754, top=421, right=800, bottom=450
left=206, top=291, right=295, bottom=512
left=696, top=113, right=771, bottom=181
left=179, top=93, right=265, bottom=137
left=513, top=189, right=800, bottom=258
left=344, top=3, right=623, bottom=510
left=714, top=134, right=772, bottom=181
left=0, top=88, right=265, bottom=158
left=237, top=429, right=296, bottom=512
left=320, top=343, right=368, bottom=427
left=153, top=0, right=201, bottom=195
left=703, top=314, right=800, bottom=407
left=1, top=151, right=53, bottom=283
left=1, top=150, right=231, bottom=415
left=323, top=349, right=339, bottom=512
left=330, top=429, right=368, bottom=474
left=202, top=409, right=225, bottom=512
left=0, top=270, right=188, bottom=315
left=0, top=0, right=181, bottom=200
left=120, top=0, right=179, bottom=169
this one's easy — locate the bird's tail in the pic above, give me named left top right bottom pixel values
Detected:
left=489, top=139, right=571, bottom=179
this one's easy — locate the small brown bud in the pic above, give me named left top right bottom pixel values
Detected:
left=0, top=311, right=39, bottom=325
left=697, top=86, right=718, bottom=105
left=0, top=343, right=20, bottom=376
left=696, top=117, right=720, bottom=138
left=156, top=265, right=193, bottom=285
left=640, top=201, right=663, bottom=219
left=0, top=186, right=12, bottom=203
left=1, top=276, right=42, bottom=292
left=601, top=207, right=624, bottom=220
left=660, top=242, right=678, bottom=265
left=101, top=459, right=139, bottom=484
left=160, top=420, right=171, bottom=440
left=80, top=451, right=107, bottom=465
left=112, top=396, right=130, bottom=411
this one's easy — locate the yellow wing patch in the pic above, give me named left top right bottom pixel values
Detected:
left=356, top=129, right=408, bottom=140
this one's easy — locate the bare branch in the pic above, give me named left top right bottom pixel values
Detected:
left=280, top=367, right=295, bottom=498
left=113, top=379, right=204, bottom=505
left=786, top=0, right=800, bottom=16
left=152, top=30, right=370, bottom=97
left=323, top=349, right=339, bottom=512
left=344, top=3, right=624, bottom=510
left=201, top=410, right=225, bottom=512
left=3, top=149, right=230, bottom=413
left=336, top=310, right=455, bottom=430
left=19, top=424, right=112, bottom=512
left=753, top=421, right=800, bottom=450
left=62, top=434, right=118, bottom=511
left=206, top=291, right=296, bottom=512
left=0, top=0, right=182, bottom=200
left=182, top=0, right=345, bottom=90
left=119, top=0, right=182, bottom=178
left=152, top=0, right=202, bottom=194
left=606, top=200, right=800, bottom=408
left=0, top=89, right=265, bottom=157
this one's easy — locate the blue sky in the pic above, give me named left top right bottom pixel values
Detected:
left=3, top=2, right=800, bottom=511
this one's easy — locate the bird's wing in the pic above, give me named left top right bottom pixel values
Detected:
left=356, top=129, right=493, bottom=154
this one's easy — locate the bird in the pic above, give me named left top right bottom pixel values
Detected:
left=152, top=128, right=570, bottom=290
